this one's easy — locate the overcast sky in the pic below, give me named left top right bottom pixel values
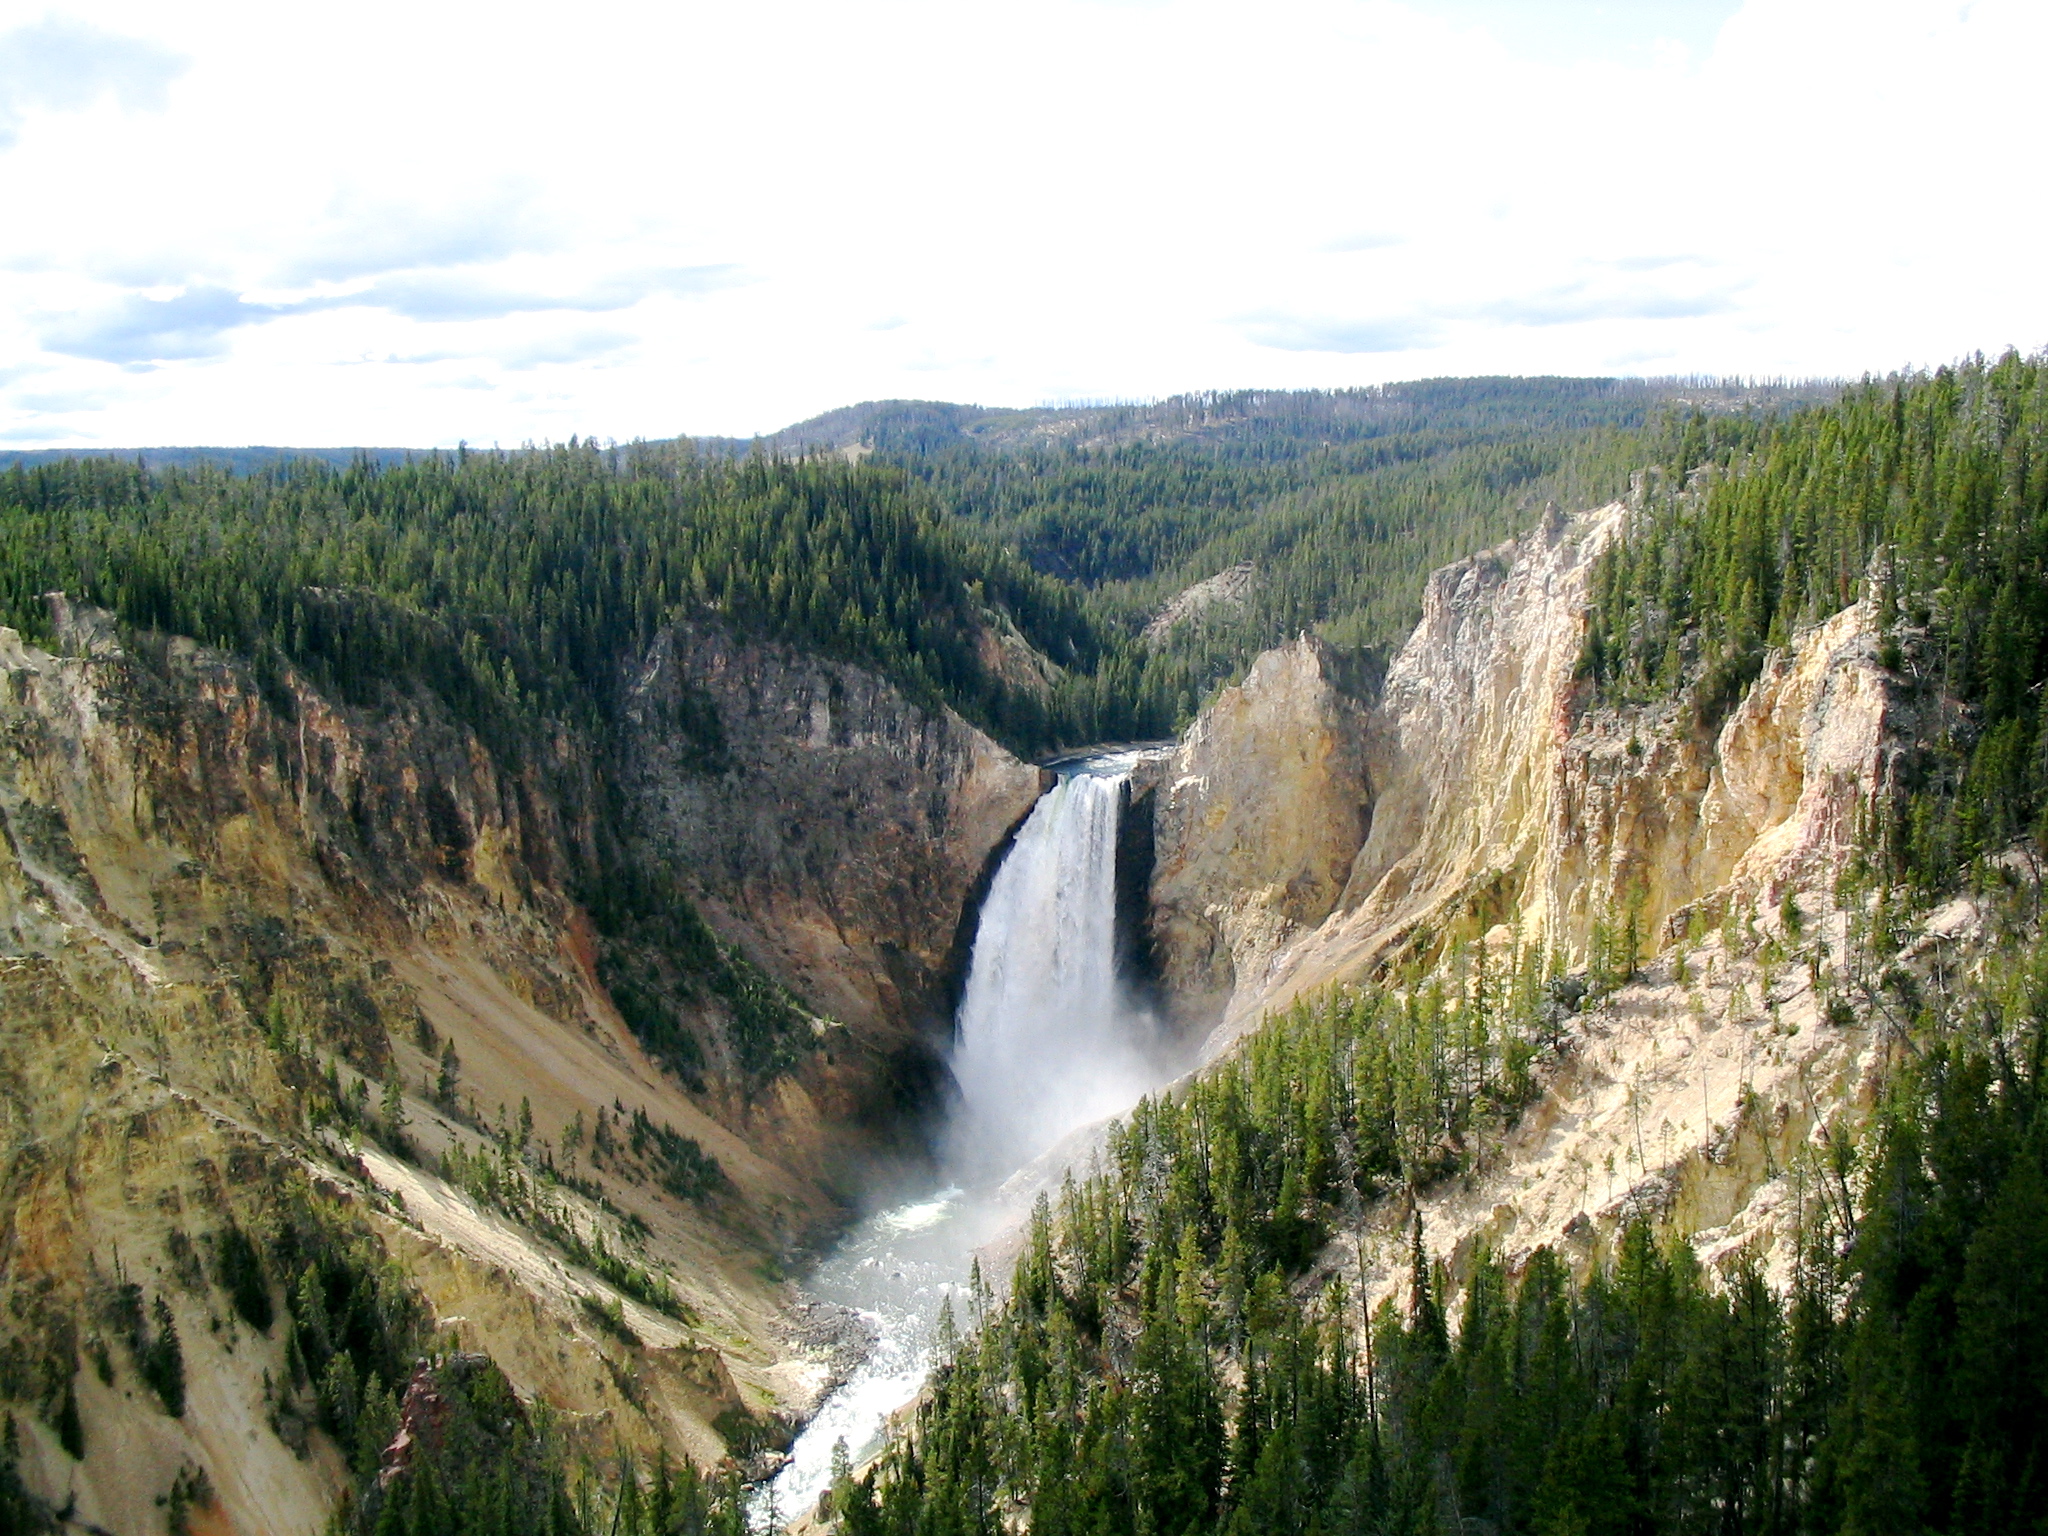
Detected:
left=0, top=0, right=2040, bottom=447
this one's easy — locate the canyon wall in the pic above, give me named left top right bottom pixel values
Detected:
left=1143, top=502, right=1915, bottom=1307
left=0, top=600, right=1038, bottom=1531
left=0, top=497, right=1949, bottom=1529
left=1146, top=635, right=1373, bottom=1024
left=1151, top=504, right=1896, bottom=1045
left=619, top=617, right=1043, bottom=1072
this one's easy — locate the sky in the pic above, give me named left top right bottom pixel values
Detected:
left=0, top=0, right=2041, bottom=447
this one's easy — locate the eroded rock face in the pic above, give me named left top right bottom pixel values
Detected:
left=1337, top=512, right=1620, bottom=948
left=1010, top=509, right=1916, bottom=1315
left=1135, top=501, right=1912, bottom=1321
left=0, top=620, right=608, bottom=1536
left=1146, top=635, right=1372, bottom=1025
left=618, top=616, right=1045, bottom=1047
left=0, top=602, right=1045, bottom=1533
left=1145, top=505, right=1895, bottom=1059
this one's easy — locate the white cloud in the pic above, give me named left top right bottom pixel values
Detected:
left=0, top=0, right=2043, bottom=446
left=0, top=14, right=186, bottom=147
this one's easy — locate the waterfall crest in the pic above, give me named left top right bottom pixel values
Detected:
left=945, top=752, right=1162, bottom=1182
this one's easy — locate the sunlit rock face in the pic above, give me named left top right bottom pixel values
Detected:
left=1155, top=504, right=1895, bottom=1050
left=1135, top=501, right=1915, bottom=1320
left=1145, top=633, right=1374, bottom=1028
left=0, top=599, right=1046, bottom=1531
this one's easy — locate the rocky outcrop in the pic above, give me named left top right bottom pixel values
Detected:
left=1146, top=635, right=1372, bottom=1023
left=1330, top=878, right=1941, bottom=1324
left=1142, top=563, right=1258, bottom=647
left=1393, top=514, right=1890, bottom=953
left=619, top=617, right=1044, bottom=1050
left=1131, top=500, right=1919, bottom=1322
left=1158, top=506, right=1896, bottom=1048
left=0, top=599, right=1046, bottom=1533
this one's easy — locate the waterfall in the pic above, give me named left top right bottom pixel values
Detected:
left=756, top=749, right=1173, bottom=1527
left=944, top=751, right=1161, bottom=1183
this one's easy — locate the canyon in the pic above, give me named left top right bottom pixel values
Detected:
left=0, top=498, right=1959, bottom=1531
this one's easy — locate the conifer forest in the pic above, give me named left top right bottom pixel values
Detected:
left=4, top=358, right=2047, bottom=1536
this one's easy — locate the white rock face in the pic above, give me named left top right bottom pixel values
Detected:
left=1191, top=504, right=1893, bottom=1050
left=1337, top=898, right=1900, bottom=1318
left=1147, top=634, right=1371, bottom=1023
left=1141, top=562, right=1259, bottom=647
left=1145, top=502, right=1915, bottom=1302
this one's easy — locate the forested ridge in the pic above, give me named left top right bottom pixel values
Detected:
left=1584, top=350, right=2048, bottom=889
left=0, top=443, right=1114, bottom=756
left=859, top=378, right=1832, bottom=722
left=0, top=377, right=1827, bottom=762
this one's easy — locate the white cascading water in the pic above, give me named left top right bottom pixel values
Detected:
left=755, top=749, right=1172, bottom=1528
left=944, top=755, right=1162, bottom=1183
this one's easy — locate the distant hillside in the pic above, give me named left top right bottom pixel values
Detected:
left=729, top=378, right=1841, bottom=726
left=701, top=377, right=1835, bottom=461
left=2, top=444, right=419, bottom=474
left=9, top=378, right=1843, bottom=742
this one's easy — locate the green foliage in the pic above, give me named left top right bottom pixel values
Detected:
left=343, top=1354, right=580, bottom=1536
left=583, top=858, right=813, bottom=1090
left=340, top=1388, right=758, bottom=1536
left=0, top=444, right=1106, bottom=757
left=140, top=1295, right=186, bottom=1417
left=581, top=1293, right=641, bottom=1347
left=1586, top=888, right=1646, bottom=1000
left=246, top=1187, right=741, bottom=1536
left=315, top=1340, right=756, bottom=1536
left=437, top=1136, right=690, bottom=1319
left=276, top=1188, right=429, bottom=1460
left=380, top=1073, right=410, bottom=1150
left=217, top=1219, right=275, bottom=1333
left=711, top=1404, right=793, bottom=1461
left=164, top=1462, right=215, bottom=1536
left=895, top=378, right=1823, bottom=724
left=848, top=932, right=2048, bottom=1536
left=97, top=1278, right=187, bottom=1417
left=624, top=1109, right=729, bottom=1203
left=54, top=1378, right=82, bottom=1460
left=0, top=1415, right=54, bottom=1533
left=1586, top=350, right=2048, bottom=888
left=435, top=1039, right=462, bottom=1106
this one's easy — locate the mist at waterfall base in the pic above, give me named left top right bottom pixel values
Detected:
left=758, top=750, right=1184, bottom=1524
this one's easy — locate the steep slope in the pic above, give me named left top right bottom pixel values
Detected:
left=1137, top=497, right=1921, bottom=1300
left=0, top=599, right=1038, bottom=1531
left=1147, top=635, right=1372, bottom=1023
left=620, top=616, right=1041, bottom=1066
left=836, top=487, right=2036, bottom=1536
left=1155, top=503, right=1895, bottom=1043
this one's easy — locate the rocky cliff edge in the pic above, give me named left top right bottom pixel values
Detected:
left=1145, top=501, right=1923, bottom=1305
